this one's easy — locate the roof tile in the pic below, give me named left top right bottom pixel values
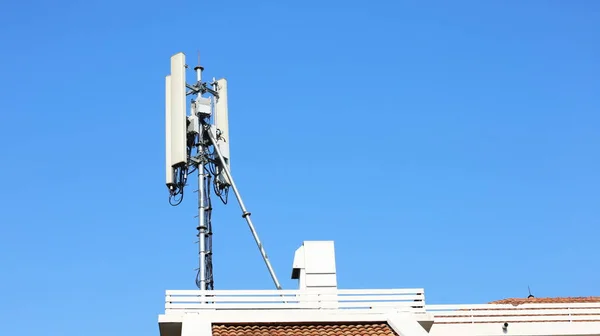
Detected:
left=212, top=322, right=398, bottom=336
left=490, top=297, right=600, bottom=306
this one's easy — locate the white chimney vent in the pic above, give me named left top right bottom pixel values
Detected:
left=291, top=241, right=338, bottom=291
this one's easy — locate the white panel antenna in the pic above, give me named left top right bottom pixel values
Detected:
left=214, top=78, right=231, bottom=185
left=165, top=75, right=174, bottom=186
left=169, top=52, right=187, bottom=168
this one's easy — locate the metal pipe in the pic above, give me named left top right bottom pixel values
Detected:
left=206, top=128, right=283, bottom=290
left=197, top=135, right=207, bottom=291
left=195, top=66, right=203, bottom=83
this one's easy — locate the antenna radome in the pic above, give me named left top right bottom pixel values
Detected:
left=168, top=52, right=187, bottom=168
left=214, top=78, right=231, bottom=185
left=165, top=75, right=174, bottom=187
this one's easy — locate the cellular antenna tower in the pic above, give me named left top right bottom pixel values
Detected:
left=165, top=52, right=282, bottom=290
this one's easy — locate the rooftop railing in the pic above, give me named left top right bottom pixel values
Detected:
left=165, top=288, right=426, bottom=314
left=426, top=303, right=600, bottom=324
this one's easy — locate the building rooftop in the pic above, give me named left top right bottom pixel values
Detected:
left=159, top=241, right=600, bottom=336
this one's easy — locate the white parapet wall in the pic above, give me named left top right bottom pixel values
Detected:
left=159, top=288, right=432, bottom=336
left=426, top=302, right=600, bottom=336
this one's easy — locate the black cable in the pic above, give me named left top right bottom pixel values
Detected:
left=216, top=186, right=228, bottom=204
left=207, top=155, right=218, bottom=176
left=168, top=165, right=188, bottom=206
left=167, top=120, right=232, bottom=288
left=195, top=167, right=215, bottom=289
left=169, top=192, right=183, bottom=206
left=204, top=170, right=214, bottom=290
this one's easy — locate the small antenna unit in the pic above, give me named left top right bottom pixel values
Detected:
left=528, top=286, right=535, bottom=299
left=164, top=51, right=282, bottom=291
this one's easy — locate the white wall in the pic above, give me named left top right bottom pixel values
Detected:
left=429, top=321, right=600, bottom=336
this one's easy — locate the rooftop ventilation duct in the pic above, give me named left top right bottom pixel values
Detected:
left=291, top=241, right=338, bottom=308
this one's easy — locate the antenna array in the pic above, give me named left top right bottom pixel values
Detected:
left=164, top=52, right=282, bottom=290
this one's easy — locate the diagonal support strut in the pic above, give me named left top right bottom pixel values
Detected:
left=206, top=126, right=283, bottom=290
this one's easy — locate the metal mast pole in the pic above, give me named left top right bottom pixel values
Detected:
left=195, top=63, right=207, bottom=291
left=197, top=152, right=207, bottom=290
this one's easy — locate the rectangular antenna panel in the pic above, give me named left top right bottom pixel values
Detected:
left=215, top=78, right=230, bottom=165
left=168, top=52, right=187, bottom=167
left=165, top=75, right=174, bottom=186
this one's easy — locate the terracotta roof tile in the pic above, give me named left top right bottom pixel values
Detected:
left=489, top=297, right=600, bottom=306
left=212, top=322, right=398, bottom=336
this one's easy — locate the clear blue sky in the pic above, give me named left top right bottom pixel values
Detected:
left=1, top=0, right=598, bottom=335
